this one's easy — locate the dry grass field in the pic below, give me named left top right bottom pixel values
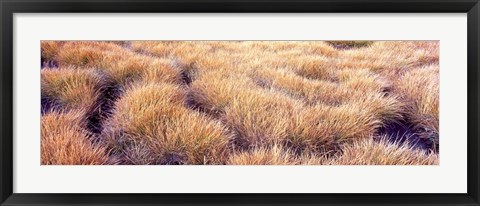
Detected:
left=41, top=41, right=439, bottom=165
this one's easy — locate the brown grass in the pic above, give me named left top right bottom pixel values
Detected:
left=41, top=41, right=63, bottom=61
left=41, top=110, right=112, bottom=165
left=228, top=144, right=326, bottom=165
left=41, top=67, right=104, bottom=112
left=394, top=64, right=439, bottom=148
left=41, top=41, right=439, bottom=165
left=325, top=137, right=439, bottom=165
left=101, top=82, right=231, bottom=164
left=223, top=88, right=302, bottom=148
left=55, top=42, right=123, bottom=67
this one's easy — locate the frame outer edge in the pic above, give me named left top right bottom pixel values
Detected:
left=0, top=0, right=14, bottom=205
left=468, top=1, right=480, bottom=205
left=477, top=3, right=479, bottom=203
left=0, top=0, right=2, bottom=200
left=466, top=1, right=480, bottom=206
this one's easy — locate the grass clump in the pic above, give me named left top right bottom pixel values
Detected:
left=102, top=82, right=231, bottom=164
left=289, top=96, right=402, bottom=152
left=189, top=71, right=257, bottom=116
left=41, top=67, right=104, bottom=112
left=228, top=145, right=298, bottom=165
left=41, top=110, right=112, bottom=165
left=223, top=89, right=302, bottom=148
left=394, top=64, right=439, bottom=149
left=96, top=53, right=181, bottom=87
left=56, top=42, right=123, bottom=67
left=41, top=41, right=63, bottom=61
left=228, top=144, right=321, bottom=165
left=326, top=137, right=439, bottom=165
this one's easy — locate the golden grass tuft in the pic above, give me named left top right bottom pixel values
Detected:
left=51, top=42, right=181, bottom=87
left=131, top=41, right=176, bottom=57
left=394, top=65, right=439, bottom=148
left=189, top=71, right=257, bottom=116
left=141, top=59, right=182, bottom=84
left=228, top=144, right=302, bottom=165
left=286, top=56, right=336, bottom=80
left=395, top=64, right=439, bottom=132
left=106, top=82, right=187, bottom=134
left=41, top=41, right=63, bottom=60
left=102, top=82, right=231, bottom=164
left=96, top=52, right=148, bottom=85
left=223, top=89, right=302, bottom=148
left=326, top=137, right=439, bottom=165
left=41, top=67, right=104, bottom=112
left=41, top=110, right=112, bottom=165
left=56, top=42, right=123, bottom=67
left=228, top=144, right=329, bottom=165
left=289, top=96, right=401, bottom=152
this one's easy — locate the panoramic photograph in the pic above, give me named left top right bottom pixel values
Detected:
left=40, top=41, right=439, bottom=165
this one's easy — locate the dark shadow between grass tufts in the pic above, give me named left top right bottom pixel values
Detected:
left=376, top=119, right=437, bottom=153
left=86, top=81, right=122, bottom=135
left=41, top=96, right=59, bottom=114
left=41, top=59, right=59, bottom=69
left=160, top=153, right=186, bottom=165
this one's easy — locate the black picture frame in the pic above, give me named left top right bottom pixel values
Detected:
left=1, top=0, right=479, bottom=205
